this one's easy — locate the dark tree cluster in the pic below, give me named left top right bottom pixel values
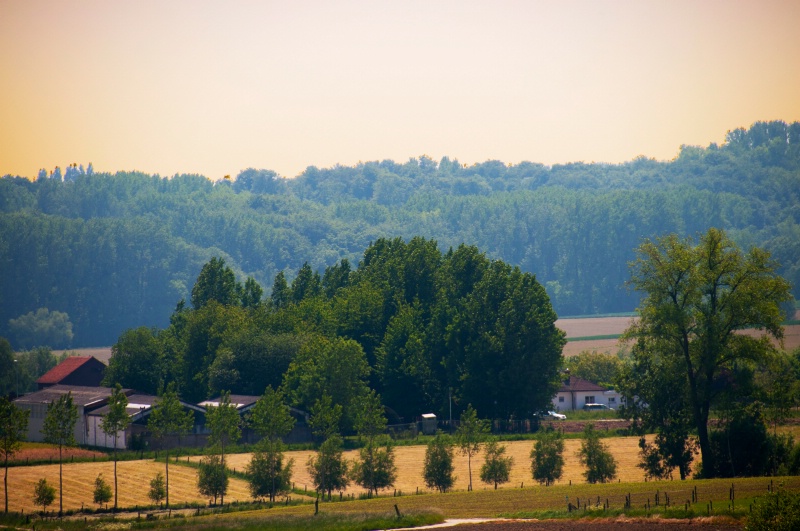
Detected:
left=104, top=239, right=565, bottom=425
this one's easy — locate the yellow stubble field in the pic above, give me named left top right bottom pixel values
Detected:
left=2, top=459, right=253, bottom=513
left=221, top=436, right=648, bottom=498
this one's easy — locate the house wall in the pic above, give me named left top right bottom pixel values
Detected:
left=552, top=390, right=622, bottom=411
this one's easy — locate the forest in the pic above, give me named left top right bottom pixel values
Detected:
left=1, top=120, right=799, bottom=347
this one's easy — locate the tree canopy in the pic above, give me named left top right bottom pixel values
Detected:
left=623, top=228, right=792, bottom=477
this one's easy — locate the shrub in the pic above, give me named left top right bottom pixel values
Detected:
left=746, top=488, right=800, bottom=531
left=93, top=474, right=112, bottom=506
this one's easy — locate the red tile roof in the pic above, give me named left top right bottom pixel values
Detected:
left=36, top=356, right=95, bottom=385
left=558, top=376, right=607, bottom=393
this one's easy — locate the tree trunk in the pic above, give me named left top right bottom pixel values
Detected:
left=165, top=449, right=170, bottom=509
left=113, top=435, right=118, bottom=511
left=59, top=445, right=63, bottom=516
left=4, top=454, right=8, bottom=513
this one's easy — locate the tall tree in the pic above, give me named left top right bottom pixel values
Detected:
left=455, top=404, right=489, bottom=491
left=240, top=277, right=263, bottom=309
left=624, top=228, right=792, bottom=477
left=42, top=392, right=78, bottom=515
left=530, top=429, right=565, bottom=486
left=350, top=390, right=396, bottom=496
left=247, top=386, right=295, bottom=503
left=147, top=384, right=194, bottom=508
left=306, top=395, right=348, bottom=500
left=270, top=271, right=290, bottom=309
left=99, top=384, right=131, bottom=510
left=577, top=424, right=617, bottom=484
left=283, top=335, right=370, bottom=431
left=0, top=397, right=29, bottom=513
left=103, top=327, right=162, bottom=395
left=423, top=433, right=455, bottom=493
left=191, top=257, right=240, bottom=309
left=479, top=438, right=513, bottom=489
left=205, top=391, right=241, bottom=505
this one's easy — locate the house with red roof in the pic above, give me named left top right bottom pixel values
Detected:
left=552, top=374, right=622, bottom=411
left=36, top=356, right=106, bottom=390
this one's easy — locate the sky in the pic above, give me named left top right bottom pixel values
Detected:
left=2, top=0, right=799, bottom=181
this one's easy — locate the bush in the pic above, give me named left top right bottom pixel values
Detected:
left=33, top=478, right=55, bottom=513
left=701, top=405, right=794, bottom=477
left=93, top=474, right=112, bottom=506
left=746, top=488, right=800, bottom=531
left=148, top=472, right=166, bottom=504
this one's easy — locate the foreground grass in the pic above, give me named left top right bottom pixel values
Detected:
left=3, top=476, right=799, bottom=530
left=0, top=510, right=443, bottom=531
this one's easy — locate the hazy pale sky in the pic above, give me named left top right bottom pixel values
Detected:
left=2, top=0, right=799, bottom=180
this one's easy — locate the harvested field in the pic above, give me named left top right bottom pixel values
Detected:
left=220, top=437, right=650, bottom=498
left=1, top=459, right=252, bottom=513
left=559, top=318, right=800, bottom=358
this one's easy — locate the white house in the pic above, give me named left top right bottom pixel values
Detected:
left=552, top=376, right=622, bottom=411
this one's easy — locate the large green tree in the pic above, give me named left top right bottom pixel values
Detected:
left=1, top=397, right=29, bottom=513
left=42, top=392, right=78, bottom=515
left=624, top=228, right=792, bottom=477
left=191, top=257, right=240, bottom=309
left=104, top=327, right=162, bottom=395
left=283, top=336, right=370, bottom=431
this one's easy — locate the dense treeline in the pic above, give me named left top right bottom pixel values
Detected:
left=1, top=120, right=799, bottom=346
left=104, top=242, right=565, bottom=425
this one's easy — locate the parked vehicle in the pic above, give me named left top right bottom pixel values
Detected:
left=582, top=403, right=613, bottom=411
left=539, top=410, right=567, bottom=420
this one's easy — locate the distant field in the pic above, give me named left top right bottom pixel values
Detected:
left=558, top=317, right=800, bottom=358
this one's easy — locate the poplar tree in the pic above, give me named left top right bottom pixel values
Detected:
left=1, top=397, right=29, bottom=513
left=100, top=384, right=130, bottom=510
left=42, top=392, right=78, bottom=515
left=148, top=384, right=193, bottom=508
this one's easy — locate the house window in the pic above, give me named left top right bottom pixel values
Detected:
left=584, top=396, right=595, bottom=404
left=558, top=396, right=564, bottom=403
left=608, top=397, right=616, bottom=404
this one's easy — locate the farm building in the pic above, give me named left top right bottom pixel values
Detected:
left=13, top=385, right=133, bottom=445
left=199, top=395, right=312, bottom=444
left=87, top=393, right=209, bottom=450
left=36, top=355, right=106, bottom=389
left=552, top=375, right=622, bottom=411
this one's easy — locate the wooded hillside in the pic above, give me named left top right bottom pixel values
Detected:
left=2, top=121, right=798, bottom=347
